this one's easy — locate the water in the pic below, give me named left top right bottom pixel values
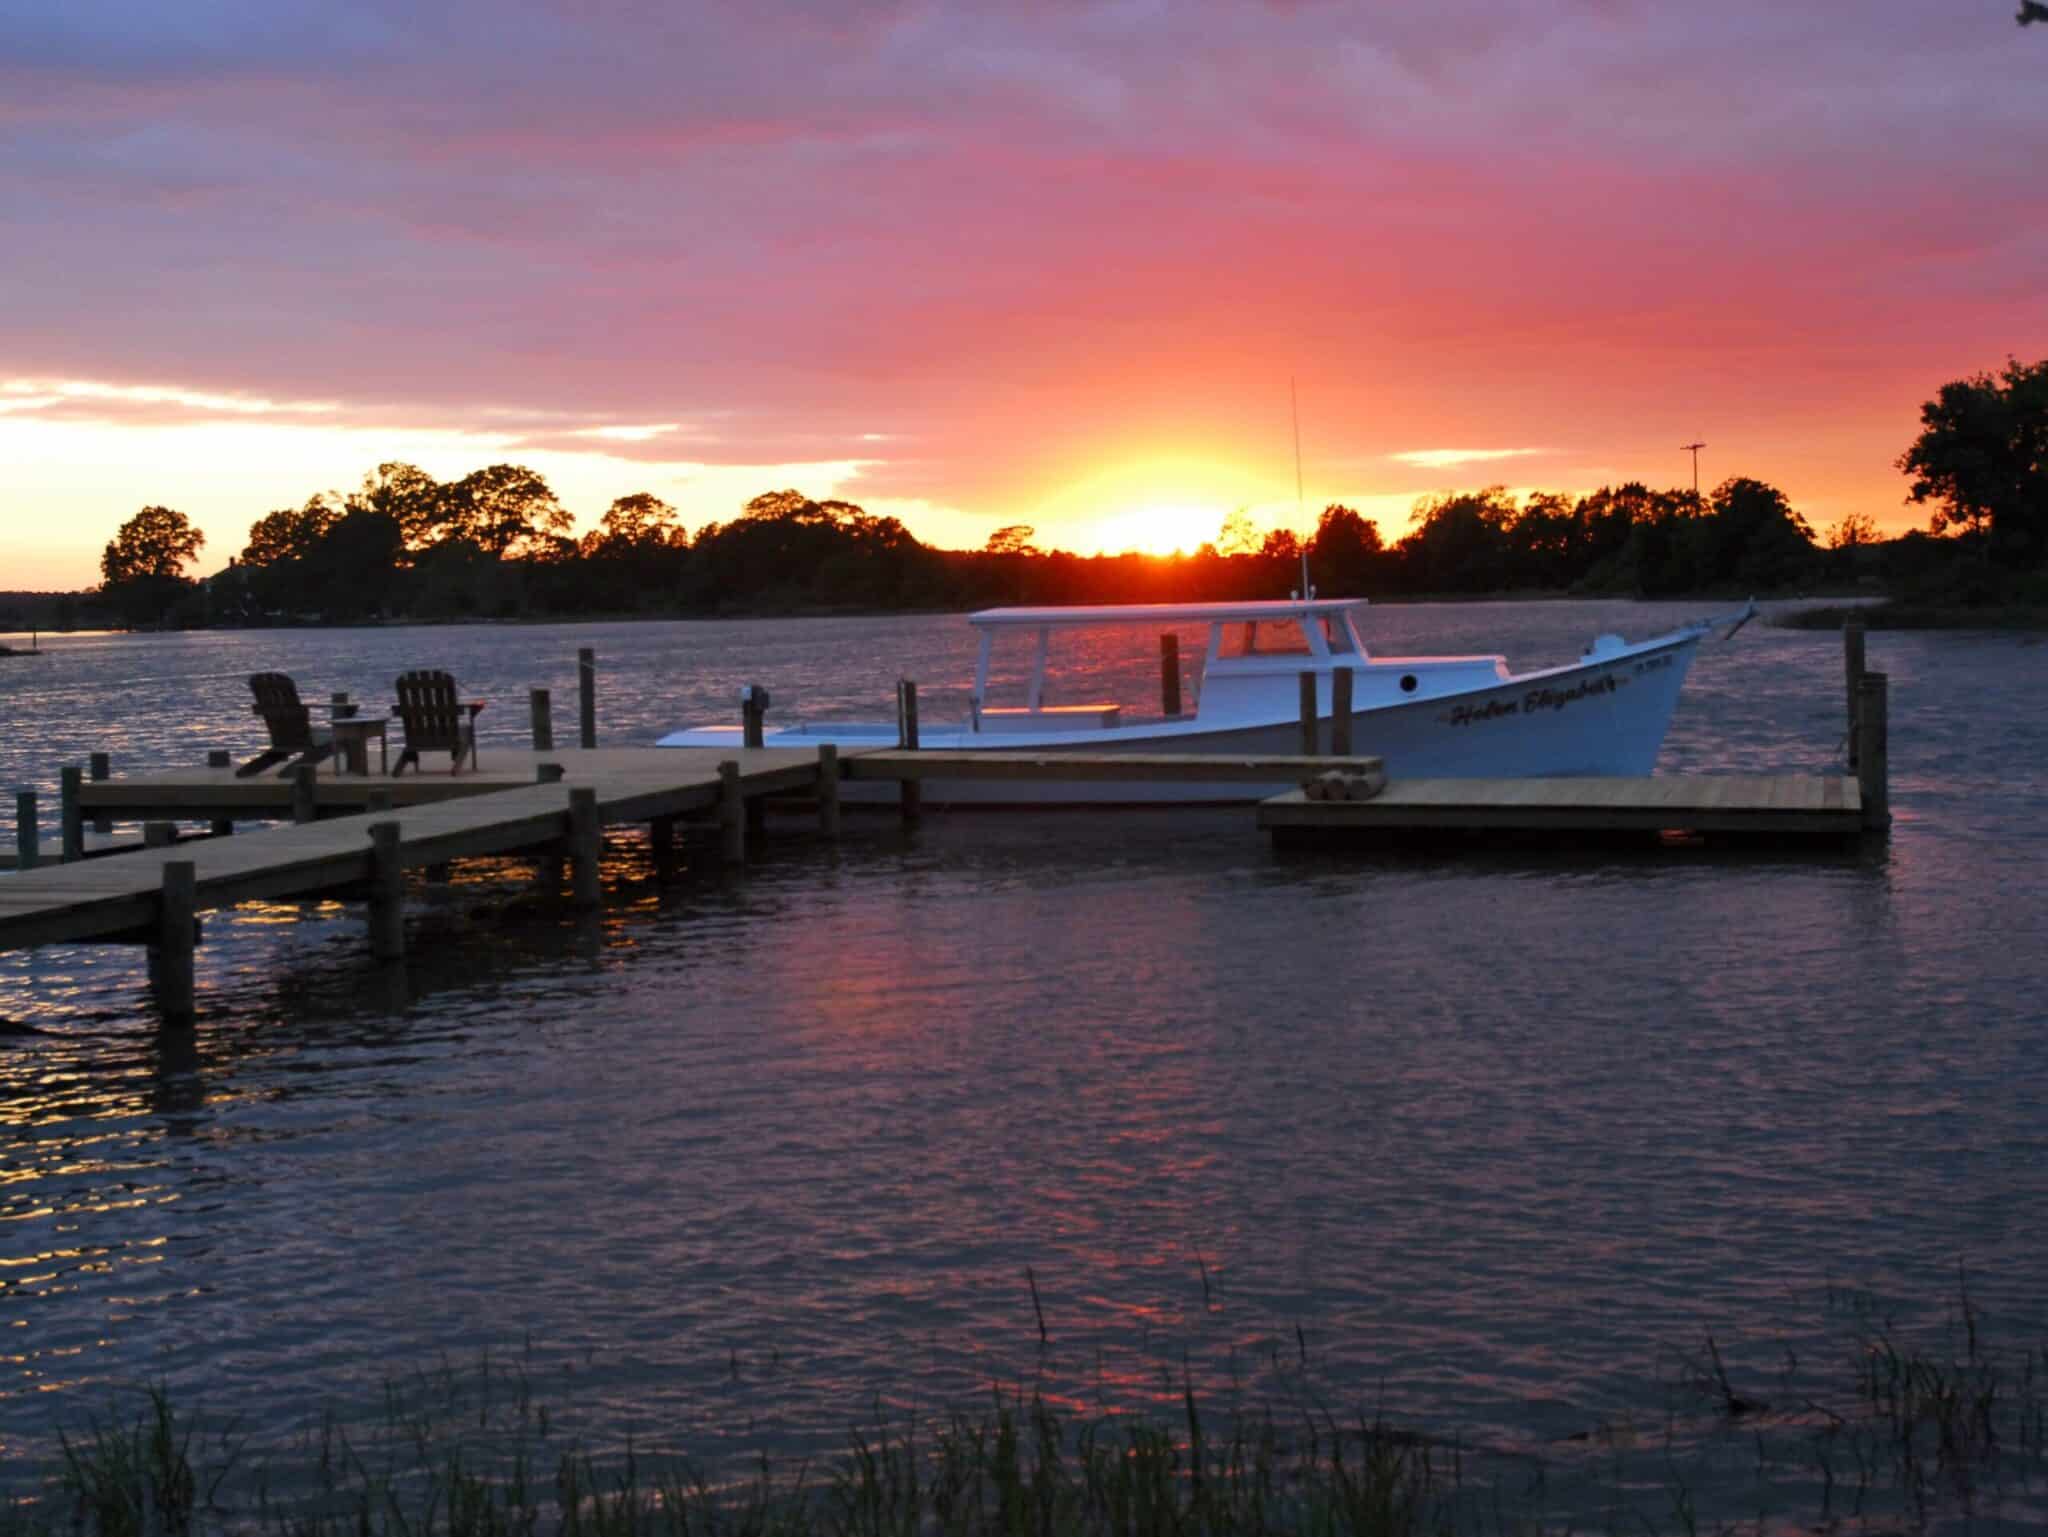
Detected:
left=3, top=602, right=2046, bottom=1523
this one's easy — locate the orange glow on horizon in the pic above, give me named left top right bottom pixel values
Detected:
left=1087, top=501, right=1230, bottom=557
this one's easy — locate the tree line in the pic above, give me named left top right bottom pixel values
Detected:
left=57, top=355, right=2047, bottom=630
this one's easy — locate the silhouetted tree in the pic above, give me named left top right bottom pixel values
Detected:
left=1308, top=504, right=1384, bottom=594
left=346, top=462, right=445, bottom=551
left=1703, top=477, right=1818, bottom=588
left=443, top=464, right=573, bottom=558
left=1899, top=356, right=2048, bottom=567
left=985, top=524, right=1040, bottom=556
left=240, top=495, right=341, bottom=614
left=101, top=505, right=204, bottom=626
left=313, top=510, right=404, bottom=619
left=1395, top=489, right=1517, bottom=593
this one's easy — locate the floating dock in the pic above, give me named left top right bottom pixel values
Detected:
left=1260, top=772, right=1864, bottom=840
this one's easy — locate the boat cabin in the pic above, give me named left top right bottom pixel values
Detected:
left=966, top=599, right=1509, bottom=730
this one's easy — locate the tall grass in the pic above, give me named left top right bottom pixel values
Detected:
left=7, top=1285, right=2046, bottom=1537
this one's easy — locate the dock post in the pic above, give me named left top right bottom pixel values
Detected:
left=14, top=788, right=38, bottom=871
left=536, top=762, right=565, bottom=784
left=1330, top=668, right=1354, bottom=757
left=60, top=766, right=83, bottom=863
left=1844, top=616, right=1866, bottom=769
left=718, top=760, right=746, bottom=863
left=1298, top=672, right=1319, bottom=757
left=741, top=685, right=767, bottom=749
left=154, top=860, right=198, bottom=1027
left=1857, top=671, right=1890, bottom=831
left=367, top=821, right=405, bottom=960
left=1160, top=634, right=1182, bottom=717
left=530, top=688, right=555, bottom=752
left=577, top=648, right=597, bottom=750
left=291, top=763, right=318, bottom=825
left=144, top=820, right=176, bottom=848
left=817, top=743, right=841, bottom=840
left=205, top=750, right=234, bottom=836
left=896, top=679, right=922, bottom=824
left=568, top=787, right=602, bottom=908
left=89, top=751, right=112, bottom=834
left=648, top=815, right=677, bottom=867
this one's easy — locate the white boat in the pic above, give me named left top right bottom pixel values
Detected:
left=655, top=598, right=1751, bottom=805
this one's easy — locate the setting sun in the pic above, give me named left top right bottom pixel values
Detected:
left=1090, top=501, right=1227, bottom=556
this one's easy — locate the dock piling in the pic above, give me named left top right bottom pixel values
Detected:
left=817, top=743, right=841, bottom=840
left=741, top=685, right=767, bottom=749
left=367, top=822, right=405, bottom=959
left=537, top=762, right=565, bottom=784
left=1844, top=617, right=1866, bottom=768
left=205, top=751, right=234, bottom=835
left=14, top=789, right=38, bottom=871
left=89, top=752, right=111, bottom=833
left=1298, top=672, right=1319, bottom=756
left=1330, top=668, right=1355, bottom=757
left=568, top=787, right=602, bottom=908
left=718, top=760, right=746, bottom=862
left=60, top=767, right=83, bottom=862
left=1857, top=671, right=1890, bottom=830
left=531, top=688, right=555, bottom=751
left=143, top=820, right=176, bottom=848
left=1160, top=634, right=1182, bottom=717
left=896, top=680, right=922, bottom=823
left=153, top=860, right=198, bottom=1026
left=577, top=648, right=597, bottom=750
left=648, top=815, right=676, bottom=867
left=290, top=763, right=318, bottom=825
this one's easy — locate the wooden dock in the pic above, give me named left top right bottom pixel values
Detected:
left=2, top=630, right=1893, bottom=1029
left=1259, top=772, right=1864, bottom=840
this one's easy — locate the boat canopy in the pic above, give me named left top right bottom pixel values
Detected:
left=968, top=598, right=1373, bottom=715
left=967, top=598, right=1367, bottom=629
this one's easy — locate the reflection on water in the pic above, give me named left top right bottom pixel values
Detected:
left=3, top=604, right=2046, bottom=1522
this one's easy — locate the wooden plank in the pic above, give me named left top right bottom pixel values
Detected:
left=1258, top=773, right=1866, bottom=839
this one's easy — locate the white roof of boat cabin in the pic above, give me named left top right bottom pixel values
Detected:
left=968, top=598, right=1367, bottom=628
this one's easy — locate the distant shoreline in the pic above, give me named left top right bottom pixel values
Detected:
left=1777, top=601, right=2048, bottom=631
left=7, top=587, right=1882, bottom=638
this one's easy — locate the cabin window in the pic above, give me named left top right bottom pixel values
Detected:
left=1218, top=619, right=1312, bottom=658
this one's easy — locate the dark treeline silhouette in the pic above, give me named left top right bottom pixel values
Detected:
left=23, top=356, right=2044, bottom=633
left=70, top=461, right=1865, bottom=631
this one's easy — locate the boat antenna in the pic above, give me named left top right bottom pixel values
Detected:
left=1292, top=376, right=1314, bottom=599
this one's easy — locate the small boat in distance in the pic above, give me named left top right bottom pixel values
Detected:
left=655, top=598, right=1754, bottom=805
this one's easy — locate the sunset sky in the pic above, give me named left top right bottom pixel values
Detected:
left=3, top=1, right=2043, bottom=589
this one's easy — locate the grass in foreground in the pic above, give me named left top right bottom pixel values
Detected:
left=8, top=1286, right=2047, bottom=1537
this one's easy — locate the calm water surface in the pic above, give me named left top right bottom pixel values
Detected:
left=3, top=603, right=2045, bottom=1521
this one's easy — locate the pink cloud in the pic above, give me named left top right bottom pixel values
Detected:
left=3, top=0, right=2044, bottom=579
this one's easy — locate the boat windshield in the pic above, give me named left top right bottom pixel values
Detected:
left=1218, top=619, right=1313, bottom=658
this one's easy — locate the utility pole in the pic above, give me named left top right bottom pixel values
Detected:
left=1680, top=441, right=1706, bottom=504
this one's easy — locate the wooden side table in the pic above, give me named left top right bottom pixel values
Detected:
left=331, top=716, right=390, bottom=776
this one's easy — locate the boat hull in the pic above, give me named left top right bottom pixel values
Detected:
left=658, top=629, right=1708, bottom=807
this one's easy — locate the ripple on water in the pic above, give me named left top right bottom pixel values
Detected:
left=3, top=607, right=2045, bottom=1523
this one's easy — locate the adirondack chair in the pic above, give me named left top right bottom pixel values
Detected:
left=391, top=670, right=485, bottom=774
left=238, top=672, right=335, bottom=778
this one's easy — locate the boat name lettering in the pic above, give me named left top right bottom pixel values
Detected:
left=1441, top=673, right=1622, bottom=728
left=1442, top=698, right=1519, bottom=727
left=1522, top=675, right=1622, bottom=713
